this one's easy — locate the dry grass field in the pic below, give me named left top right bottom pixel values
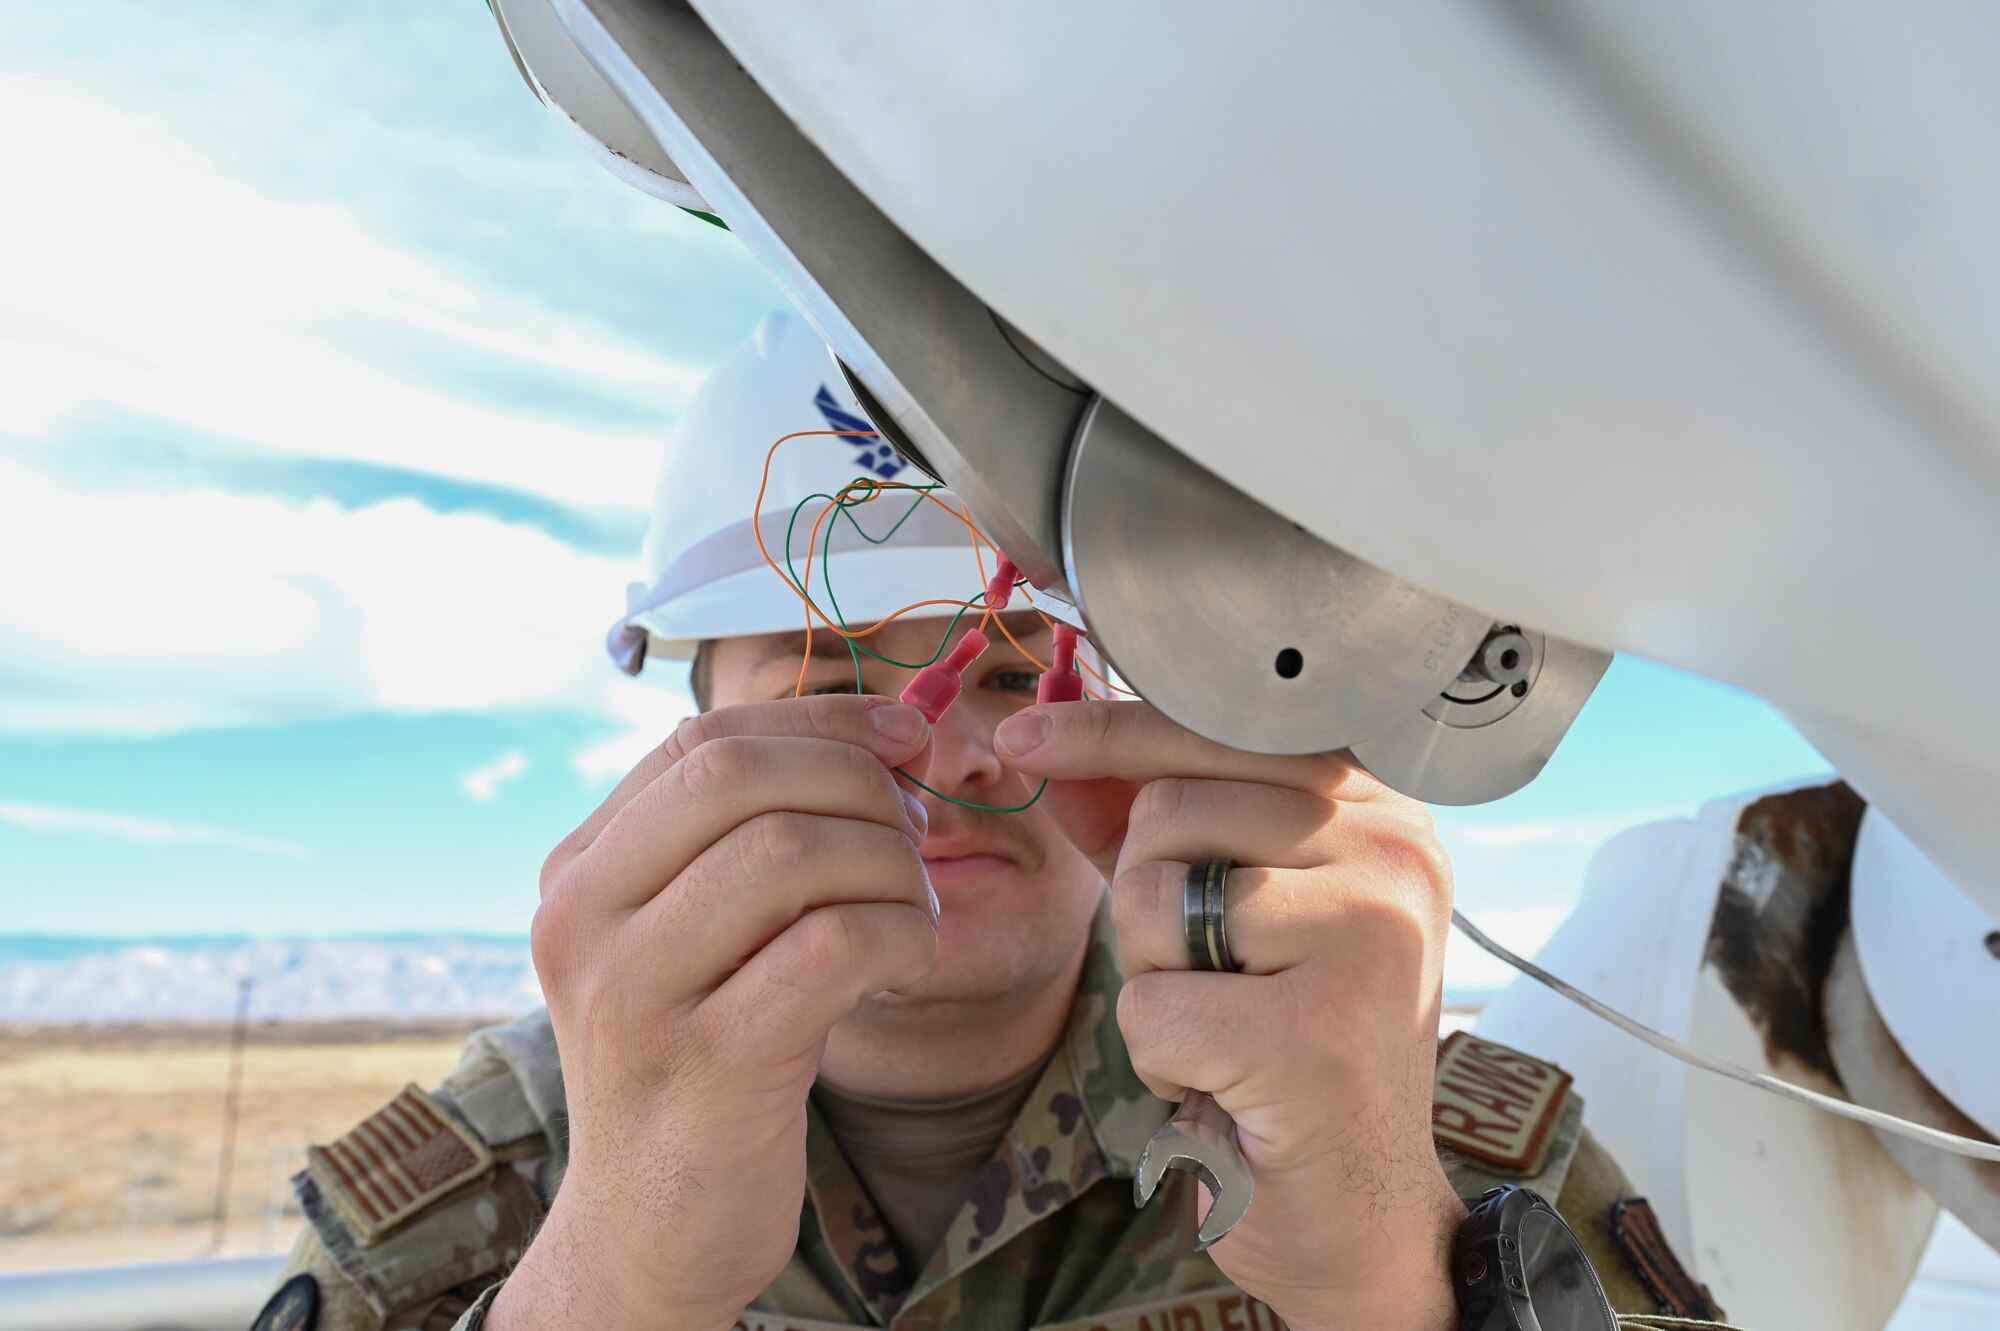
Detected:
left=0, top=1018, right=504, bottom=1272
left=1, top=1009, right=1486, bottom=1274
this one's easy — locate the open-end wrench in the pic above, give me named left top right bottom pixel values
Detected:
left=1133, top=1089, right=1253, bottom=1251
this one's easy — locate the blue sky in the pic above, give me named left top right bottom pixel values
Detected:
left=0, top=3, right=1834, bottom=967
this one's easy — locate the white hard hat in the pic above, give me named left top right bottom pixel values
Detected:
left=609, top=309, right=986, bottom=673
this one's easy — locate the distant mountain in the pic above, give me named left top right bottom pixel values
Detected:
left=0, top=934, right=540, bottom=1022
left=0, top=934, right=1501, bottom=1023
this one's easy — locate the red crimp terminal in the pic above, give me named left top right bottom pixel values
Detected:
left=901, top=627, right=991, bottom=723
left=1038, top=623, right=1085, bottom=704
left=984, top=556, right=1019, bottom=612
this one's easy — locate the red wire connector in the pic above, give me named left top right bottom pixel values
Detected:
left=984, top=556, right=1019, bottom=612
left=902, top=627, right=991, bottom=723
left=1038, top=623, right=1085, bottom=704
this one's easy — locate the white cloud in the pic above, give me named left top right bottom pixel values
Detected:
left=1433, top=810, right=1687, bottom=994
left=0, top=79, right=699, bottom=511
left=0, top=452, right=634, bottom=734
left=1444, top=905, right=1573, bottom=993
left=569, top=676, right=698, bottom=786
left=0, top=799, right=310, bottom=860
left=0, top=79, right=719, bottom=751
left=461, top=750, right=529, bottom=801
left=0, top=79, right=732, bottom=758
left=1437, top=814, right=1658, bottom=854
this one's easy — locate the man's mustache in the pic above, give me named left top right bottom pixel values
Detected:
left=923, top=802, right=1049, bottom=874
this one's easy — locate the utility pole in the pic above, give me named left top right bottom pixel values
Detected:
left=204, top=976, right=253, bottom=1257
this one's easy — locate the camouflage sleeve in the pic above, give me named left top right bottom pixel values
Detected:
left=267, top=1168, right=515, bottom=1331
left=250, top=1014, right=563, bottom=1331
left=275, top=1222, right=386, bottom=1331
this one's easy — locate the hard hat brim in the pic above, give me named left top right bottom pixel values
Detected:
left=618, top=543, right=997, bottom=663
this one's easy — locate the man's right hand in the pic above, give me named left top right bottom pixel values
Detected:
left=487, top=696, right=938, bottom=1331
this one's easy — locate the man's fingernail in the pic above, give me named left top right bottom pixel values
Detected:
left=871, top=703, right=926, bottom=744
left=901, top=790, right=929, bottom=837
left=997, top=710, right=1051, bottom=756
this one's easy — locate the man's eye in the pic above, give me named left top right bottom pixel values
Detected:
left=807, top=682, right=859, bottom=697
left=988, top=670, right=1038, bottom=693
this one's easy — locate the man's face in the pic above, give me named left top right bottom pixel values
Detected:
left=707, top=612, right=1104, bottom=1008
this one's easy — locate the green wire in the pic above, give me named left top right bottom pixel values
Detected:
left=899, top=763, right=1050, bottom=814
left=784, top=482, right=967, bottom=670
left=801, top=482, right=1028, bottom=671
left=784, top=477, right=1049, bottom=814
left=836, top=629, right=1048, bottom=814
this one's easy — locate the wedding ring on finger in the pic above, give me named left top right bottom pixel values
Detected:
left=1183, top=858, right=1237, bottom=973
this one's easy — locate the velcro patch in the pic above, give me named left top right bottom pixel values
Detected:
left=1613, top=1197, right=1721, bottom=1321
left=307, top=1084, right=493, bottom=1245
left=1431, top=1032, right=1572, bottom=1174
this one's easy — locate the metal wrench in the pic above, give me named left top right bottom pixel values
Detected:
left=1132, top=1089, right=1253, bottom=1250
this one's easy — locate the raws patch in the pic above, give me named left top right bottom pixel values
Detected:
left=1431, top=1032, right=1573, bottom=1174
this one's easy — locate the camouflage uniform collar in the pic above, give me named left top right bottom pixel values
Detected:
left=803, top=1096, right=907, bottom=1325
left=801, top=893, right=1174, bottom=1326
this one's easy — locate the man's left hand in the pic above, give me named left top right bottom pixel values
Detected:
left=998, top=701, right=1464, bottom=1331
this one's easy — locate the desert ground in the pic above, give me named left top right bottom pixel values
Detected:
left=1, top=1007, right=1488, bottom=1273
left=0, top=1018, right=503, bottom=1271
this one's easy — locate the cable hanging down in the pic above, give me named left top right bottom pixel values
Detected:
left=1450, top=909, right=2000, bottom=1164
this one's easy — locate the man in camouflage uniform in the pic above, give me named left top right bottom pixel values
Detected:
left=259, top=316, right=1730, bottom=1331
left=267, top=612, right=1728, bottom=1331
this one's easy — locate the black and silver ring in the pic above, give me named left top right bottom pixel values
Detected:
left=1184, top=858, right=1237, bottom=973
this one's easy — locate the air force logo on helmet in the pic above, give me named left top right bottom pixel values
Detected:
left=604, top=310, right=980, bottom=675
left=813, top=383, right=906, bottom=480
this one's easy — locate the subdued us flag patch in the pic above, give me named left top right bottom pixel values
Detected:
left=306, top=1083, right=494, bottom=1243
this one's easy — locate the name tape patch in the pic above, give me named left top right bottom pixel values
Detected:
left=307, top=1083, right=493, bottom=1244
left=1030, top=1288, right=1291, bottom=1331
left=1431, top=1032, right=1572, bottom=1174
left=733, top=1290, right=1291, bottom=1331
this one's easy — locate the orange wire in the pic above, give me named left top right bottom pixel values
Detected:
left=754, top=427, right=1127, bottom=701
left=754, top=429, right=1000, bottom=696
left=763, top=463, right=999, bottom=641
left=791, top=477, right=1003, bottom=690
left=1078, top=656, right=1136, bottom=697
left=753, top=430, right=998, bottom=637
left=990, top=614, right=1049, bottom=672
left=795, top=477, right=881, bottom=695
left=788, top=481, right=999, bottom=692
left=1029, top=609, right=1139, bottom=698
left=754, top=430, right=865, bottom=696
